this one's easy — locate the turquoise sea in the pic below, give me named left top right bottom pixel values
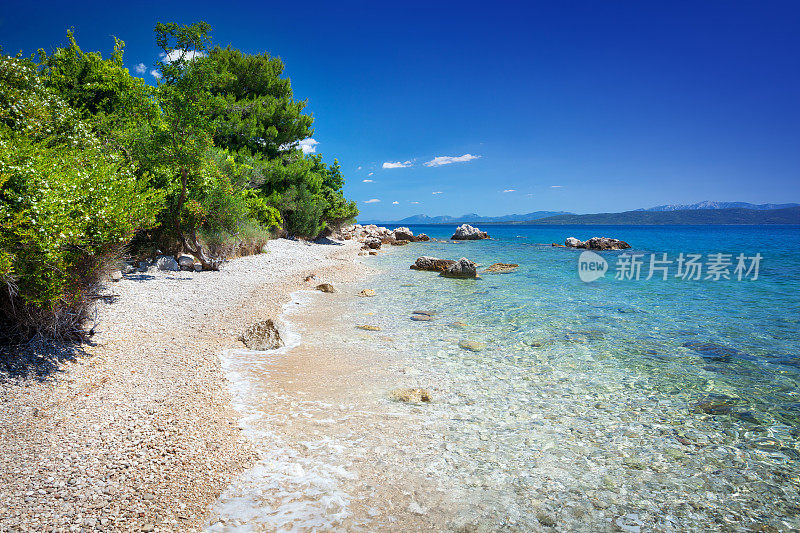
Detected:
left=214, top=224, right=800, bottom=532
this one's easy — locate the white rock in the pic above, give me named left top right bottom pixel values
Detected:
left=156, top=256, right=180, bottom=272
left=451, top=224, right=489, bottom=240
left=565, top=237, right=583, bottom=247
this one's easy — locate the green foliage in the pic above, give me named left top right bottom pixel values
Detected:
left=0, top=55, right=162, bottom=340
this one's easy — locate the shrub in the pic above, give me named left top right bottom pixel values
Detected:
left=0, top=56, right=162, bottom=343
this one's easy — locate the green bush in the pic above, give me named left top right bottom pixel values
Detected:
left=0, top=55, right=162, bottom=342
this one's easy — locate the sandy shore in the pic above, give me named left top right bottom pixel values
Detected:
left=0, top=238, right=363, bottom=532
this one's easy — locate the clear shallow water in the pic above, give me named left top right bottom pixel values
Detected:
left=214, top=225, right=800, bottom=532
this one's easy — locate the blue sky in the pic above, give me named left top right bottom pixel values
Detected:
left=2, top=1, right=798, bottom=220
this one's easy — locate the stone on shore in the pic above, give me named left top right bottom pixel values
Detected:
left=483, top=263, right=519, bottom=273
left=441, top=257, right=478, bottom=279
left=177, top=254, right=196, bottom=270
left=109, top=270, right=123, bottom=282
left=410, top=256, right=456, bottom=272
left=391, top=388, right=432, bottom=403
left=156, top=255, right=180, bottom=271
left=393, top=227, right=414, bottom=241
left=238, top=319, right=284, bottom=351
left=315, top=283, right=336, bottom=293
left=364, top=236, right=382, bottom=249
left=565, top=236, right=631, bottom=250
left=358, top=289, right=377, bottom=297
left=451, top=224, right=490, bottom=240
left=391, top=240, right=410, bottom=246
left=357, top=325, right=382, bottom=331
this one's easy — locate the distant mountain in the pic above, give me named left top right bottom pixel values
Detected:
left=527, top=206, right=800, bottom=225
left=359, top=211, right=571, bottom=225
left=641, top=201, right=800, bottom=212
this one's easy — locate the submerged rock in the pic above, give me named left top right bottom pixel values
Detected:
left=458, top=339, right=486, bottom=352
left=410, top=256, right=456, bottom=272
left=482, top=263, right=519, bottom=274
left=410, top=314, right=434, bottom=322
left=390, top=388, right=432, bottom=403
left=451, top=224, right=490, bottom=240
left=683, top=341, right=745, bottom=362
left=357, top=324, right=381, bottom=331
left=412, top=310, right=435, bottom=316
left=315, top=283, right=336, bottom=293
left=238, top=319, right=284, bottom=351
left=358, top=289, right=377, bottom=297
left=441, top=258, right=478, bottom=279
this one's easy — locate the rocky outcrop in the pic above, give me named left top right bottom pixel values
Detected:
left=410, top=256, right=456, bottom=272
left=393, top=227, right=414, bottom=241
left=238, top=319, right=284, bottom=351
left=564, top=237, right=631, bottom=250
left=414, top=233, right=430, bottom=242
left=441, top=257, right=478, bottom=279
left=483, top=263, right=518, bottom=273
left=451, top=224, right=489, bottom=240
left=364, top=236, right=382, bottom=249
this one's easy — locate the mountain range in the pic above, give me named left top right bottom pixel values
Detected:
left=360, top=201, right=800, bottom=225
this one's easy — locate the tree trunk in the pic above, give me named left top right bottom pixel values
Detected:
left=174, top=167, right=221, bottom=271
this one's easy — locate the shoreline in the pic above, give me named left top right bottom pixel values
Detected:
left=0, top=238, right=365, bottom=531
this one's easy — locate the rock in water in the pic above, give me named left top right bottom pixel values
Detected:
left=410, top=256, right=456, bottom=272
left=483, top=263, right=519, bottom=273
left=441, top=257, right=478, bottom=278
left=358, top=289, right=377, bottom=297
left=458, top=339, right=486, bottom=352
left=393, top=227, right=414, bottom=241
left=414, top=233, right=430, bottom=242
left=410, top=314, right=434, bottom=322
left=238, top=319, right=284, bottom=351
left=357, top=325, right=382, bottom=331
left=315, top=283, right=336, bottom=293
left=451, top=224, right=490, bottom=240
left=390, top=388, right=432, bottom=403
left=156, top=255, right=180, bottom=271
left=364, top=236, right=382, bottom=249
left=565, top=236, right=631, bottom=250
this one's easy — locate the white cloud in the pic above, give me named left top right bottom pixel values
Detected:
left=298, top=138, right=319, bottom=154
left=382, top=160, right=412, bottom=169
left=424, top=153, right=481, bottom=167
left=357, top=166, right=362, bottom=170
left=392, top=201, right=399, bottom=205
left=150, top=69, right=161, bottom=79
left=551, top=185, right=563, bottom=188
left=368, top=172, right=374, bottom=176
left=411, top=201, right=420, bottom=204
left=363, top=199, right=381, bottom=204
left=362, top=179, right=374, bottom=183
left=503, top=189, right=516, bottom=193
left=134, top=63, right=146, bottom=74
left=162, top=49, right=206, bottom=63
left=432, top=191, right=443, bottom=195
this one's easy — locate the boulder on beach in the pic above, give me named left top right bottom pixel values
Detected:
left=109, top=270, right=123, bottom=282
left=451, top=224, right=490, bottom=240
left=440, top=257, right=478, bottom=279
left=393, top=227, right=414, bottom=241
left=390, top=388, right=432, bottom=404
left=364, top=236, right=382, bottom=249
left=315, top=283, right=336, bottom=293
left=177, top=254, right=196, bottom=270
left=156, top=255, right=180, bottom=272
left=238, top=319, right=284, bottom=351
left=410, top=256, right=456, bottom=272
left=565, top=236, right=631, bottom=250
left=483, top=263, right=519, bottom=274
